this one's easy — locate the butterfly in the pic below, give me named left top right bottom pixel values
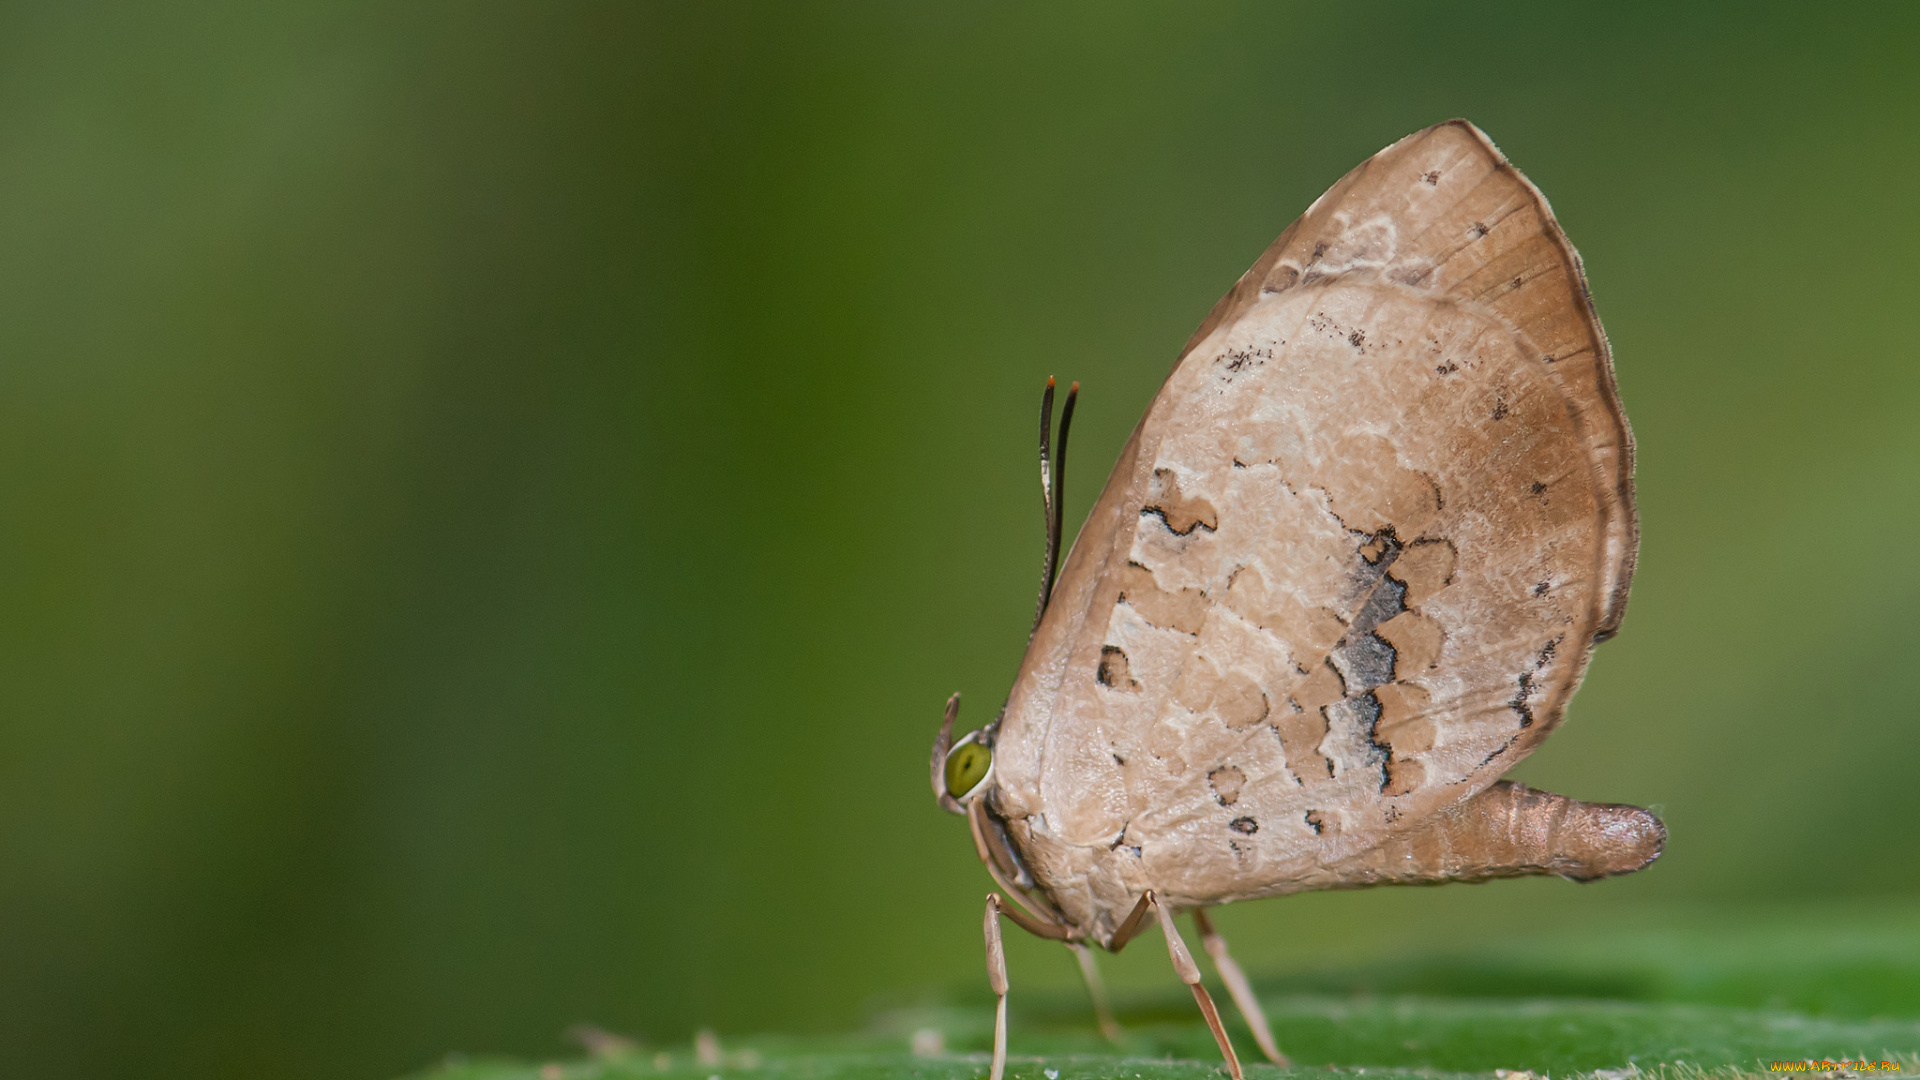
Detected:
left=930, top=120, right=1665, bottom=1080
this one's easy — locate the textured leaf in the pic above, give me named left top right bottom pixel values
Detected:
left=403, top=919, right=1920, bottom=1080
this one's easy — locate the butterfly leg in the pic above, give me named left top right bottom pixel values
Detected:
left=1192, top=908, right=1287, bottom=1066
left=1150, top=892, right=1243, bottom=1080
left=1067, top=941, right=1124, bottom=1043
left=1106, top=891, right=1154, bottom=952
left=984, top=894, right=1011, bottom=1080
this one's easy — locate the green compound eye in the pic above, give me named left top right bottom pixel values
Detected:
left=944, top=739, right=992, bottom=800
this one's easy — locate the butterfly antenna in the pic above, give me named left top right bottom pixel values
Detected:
left=1049, top=382, right=1078, bottom=602
left=1032, top=378, right=1057, bottom=635
left=1032, top=378, right=1079, bottom=636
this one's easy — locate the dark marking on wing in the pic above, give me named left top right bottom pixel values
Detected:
left=1313, top=530, right=1421, bottom=791
left=1507, top=636, right=1563, bottom=727
left=1478, top=733, right=1522, bottom=768
left=1510, top=672, right=1537, bottom=727
left=1388, top=538, right=1458, bottom=608
left=1330, top=532, right=1407, bottom=694
left=1097, top=645, right=1141, bottom=691
left=1141, top=468, right=1218, bottom=536
left=1214, top=345, right=1274, bottom=381
left=1142, top=506, right=1215, bottom=536
left=1208, top=765, right=1245, bottom=806
left=1338, top=582, right=1406, bottom=690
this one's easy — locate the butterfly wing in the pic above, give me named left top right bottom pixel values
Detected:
left=1182, top=119, right=1634, bottom=630
left=989, top=121, right=1637, bottom=931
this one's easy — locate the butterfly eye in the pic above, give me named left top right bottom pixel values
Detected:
left=943, top=736, right=993, bottom=800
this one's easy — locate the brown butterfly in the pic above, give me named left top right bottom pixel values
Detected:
left=931, top=120, right=1665, bottom=1079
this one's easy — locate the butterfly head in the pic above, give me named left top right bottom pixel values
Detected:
left=930, top=692, right=997, bottom=814
left=942, top=729, right=994, bottom=804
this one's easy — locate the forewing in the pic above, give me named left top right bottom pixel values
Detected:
left=990, top=121, right=1636, bottom=928
left=1186, top=119, right=1635, bottom=631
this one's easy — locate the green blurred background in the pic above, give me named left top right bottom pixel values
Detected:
left=2, top=3, right=1918, bottom=1078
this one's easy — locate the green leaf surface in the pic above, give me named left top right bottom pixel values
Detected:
left=401, top=915, right=1920, bottom=1080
